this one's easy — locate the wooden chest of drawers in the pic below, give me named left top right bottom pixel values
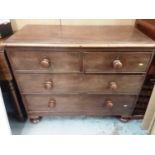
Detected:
left=5, top=25, right=155, bottom=123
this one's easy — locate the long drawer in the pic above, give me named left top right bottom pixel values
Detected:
left=16, top=74, right=144, bottom=94
left=24, top=94, right=136, bottom=116
left=84, top=52, right=152, bottom=73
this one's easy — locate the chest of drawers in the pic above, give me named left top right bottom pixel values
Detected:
left=5, top=25, right=155, bottom=123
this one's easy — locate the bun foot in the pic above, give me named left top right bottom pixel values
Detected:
left=30, top=116, right=41, bottom=124
left=120, top=116, right=130, bottom=123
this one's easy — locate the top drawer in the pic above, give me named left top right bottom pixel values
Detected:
left=7, top=50, right=81, bottom=73
left=84, top=52, right=152, bottom=73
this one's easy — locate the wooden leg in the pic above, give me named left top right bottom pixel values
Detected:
left=120, top=116, right=130, bottom=123
left=30, top=116, right=41, bottom=124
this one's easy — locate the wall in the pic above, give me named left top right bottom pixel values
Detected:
left=11, top=19, right=135, bottom=31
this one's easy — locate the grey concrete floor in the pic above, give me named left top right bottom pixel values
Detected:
left=9, top=116, right=148, bottom=135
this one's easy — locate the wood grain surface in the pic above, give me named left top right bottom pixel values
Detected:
left=16, top=73, right=144, bottom=95
left=24, top=94, right=136, bottom=116
left=5, top=25, right=155, bottom=47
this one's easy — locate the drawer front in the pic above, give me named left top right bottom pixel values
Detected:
left=16, top=74, right=144, bottom=94
left=8, top=50, right=81, bottom=73
left=24, top=94, right=136, bottom=116
left=84, top=52, right=152, bottom=73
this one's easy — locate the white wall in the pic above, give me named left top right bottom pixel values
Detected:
left=11, top=19, right=135, bottom=31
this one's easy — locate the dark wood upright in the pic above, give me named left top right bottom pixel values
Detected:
left=0, top=38, right=26, bottom=121
left=134, top=20, right=155, bottom=117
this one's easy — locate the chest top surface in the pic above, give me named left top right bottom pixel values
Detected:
left=5, top=25, right=155, bottom=48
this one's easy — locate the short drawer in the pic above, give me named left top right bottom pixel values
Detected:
left=24, top=94, right=136, bottom=116
left=7, top=50, right=81, bottom=73
left=16, top=74, right=144, bottom=94
left=84, top=52, right=152, bottom=73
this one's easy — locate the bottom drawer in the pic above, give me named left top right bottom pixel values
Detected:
left=24, top=94, right=137, bottom=116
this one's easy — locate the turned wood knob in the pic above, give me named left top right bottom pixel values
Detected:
left=44, top=81, right=53, bottom=89
left=48, top=99, right=56, bottom=108
left=113, top=59, right=123, bottom=69
left=109, top=81, right=117, bottom=90
left=40, top=58, right=50, bottom=68
left=106, top=100, right=114, bottom=108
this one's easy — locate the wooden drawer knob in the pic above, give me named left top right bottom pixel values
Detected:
left=106, top=100, right=114, bottom=108
left=113, top=59, right=123, bottom=69
left=44, top=81, right=53, bottom=89
left=40, top=58, right=50, bottom=68
left=109, top=81, right=117, bottom=90
left=48, top=99, right=56, bottom=108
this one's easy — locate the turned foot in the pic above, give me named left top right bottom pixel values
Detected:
left=30, top=116, right=41, bottom=124
left=120, top=116, right=130, bottom=123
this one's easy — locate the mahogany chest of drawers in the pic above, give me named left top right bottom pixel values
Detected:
left=5, top=25, right=155, bottom=123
